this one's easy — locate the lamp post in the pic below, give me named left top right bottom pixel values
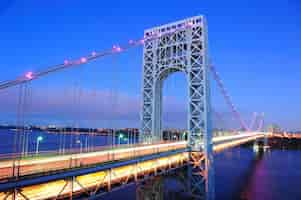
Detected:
left=85, top=135, right=88, bottom=152
left=173, top=135, right=177, bottom=141
left=182, top=131, right=187, bottom=141
left=76, top=140, right=82, bottom=153
left=118, top=133, right=124, bottom=146
left=35, top=136, right=43, bottom=155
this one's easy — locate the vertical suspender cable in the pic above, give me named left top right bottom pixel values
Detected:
left=13, top=84, right=24, bottom=178
left=21, top=82, right=28, bottom=156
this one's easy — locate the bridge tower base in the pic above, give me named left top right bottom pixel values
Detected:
left=254, top=135, right=269, bottom=152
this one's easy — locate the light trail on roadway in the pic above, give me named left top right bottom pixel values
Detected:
left=0, top=132, right=266, bottom=200
left=0, top=132, right=265, bottom=181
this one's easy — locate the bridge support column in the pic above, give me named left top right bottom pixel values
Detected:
left=69, top=177, right=74, bottom=200
left=254, top=134, right=269, bottom=153
left=12, top=189, right=17, bottom=200
left=187, top=17, right=215, bottom=200
left=140, top=15, right=215, bottom=199
left=188, top=151, right=214, bottom=200
left=263, top=133, right=269, bottom=151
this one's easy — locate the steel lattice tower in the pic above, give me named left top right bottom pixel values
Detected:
left=140, top=16, right=214, bottom=199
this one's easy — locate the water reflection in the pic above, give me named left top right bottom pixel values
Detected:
left=104, top=145, right=301, bottom=200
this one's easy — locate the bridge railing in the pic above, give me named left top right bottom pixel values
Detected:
left=0, top=140, right=187, bottom=182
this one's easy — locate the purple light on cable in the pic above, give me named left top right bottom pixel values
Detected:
left=80, top=57, right=87, bottom=63
left=64, top=60, right=69, bottom=65
left=112, top=45, right=122, bottom=52
left=25, top=71, right=33, bottom=80
left=91, top=51, right=97, bottom=57
left=116, top=47, right=122, bottom=52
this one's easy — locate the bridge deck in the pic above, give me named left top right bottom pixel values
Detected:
left=0, top=141, right=187, bottom=181
left=0, top=132, right=265, bottom=182
left=0, top=132, right=265, bottom=199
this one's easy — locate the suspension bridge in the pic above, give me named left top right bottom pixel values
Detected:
left=0, top=15, right=272, bottom=200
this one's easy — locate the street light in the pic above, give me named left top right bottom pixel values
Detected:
left=76, top=140, right=82, bottom=153
left=173, top=135, right=177, bottom=140
left=182, top=131, right=187, bottom=141
left=35, top=136, right=43, bottom=154
left=118, top=133, right=124, bottom=145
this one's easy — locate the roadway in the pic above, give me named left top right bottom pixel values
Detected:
left=0, top=132, right=265, bottom=199
left=0, top=132, right=265, bottom=182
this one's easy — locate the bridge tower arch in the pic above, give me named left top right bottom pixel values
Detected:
left=141, top=16, right=214, bottom=199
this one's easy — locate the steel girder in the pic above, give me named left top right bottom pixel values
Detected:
left=0, top=151, right=188, bottom=200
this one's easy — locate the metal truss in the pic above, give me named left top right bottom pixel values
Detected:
left=136, top=162, right=213, bottom=200
left=188, top=152, right=209, bottom=199
left=0, top=152, right=188, bottom=200
left=254, top=134, right=269, bottom=152
left=141, top=16, right=214, bottom=199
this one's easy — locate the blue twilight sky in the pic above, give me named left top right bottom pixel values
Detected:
left=0, top=0, right=300, bottom=130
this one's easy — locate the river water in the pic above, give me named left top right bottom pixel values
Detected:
left=102, top=147, right=301, bottom=200
left=1, top=130, right=301, bottom=200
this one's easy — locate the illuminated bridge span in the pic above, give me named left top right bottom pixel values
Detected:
left=0, top=132, right=265, bottom=199
left=0, top=132, right=264, bottom=181
left=0, top=15, right=271, bottom=200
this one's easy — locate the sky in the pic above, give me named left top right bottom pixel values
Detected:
left=0, top=0, right=300, bottom=130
